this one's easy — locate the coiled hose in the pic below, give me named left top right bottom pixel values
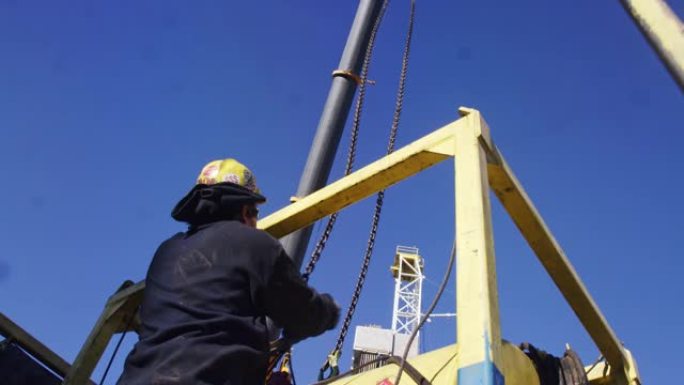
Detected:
left=520, top=343, right=589, bottom=385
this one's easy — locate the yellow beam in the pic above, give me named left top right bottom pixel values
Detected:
left=64, top=281, right=143, bottom=385
left=486, top=144, right=631, bottom=378
left=454, top=109, right=504, bottom=378
left=620, top=0, right=684, bottom=91
left=257, top=119, right=460, bottom=237
left=0, top=312, right=83, bottom=382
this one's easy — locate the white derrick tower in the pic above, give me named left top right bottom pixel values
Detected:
left=390, top=246, right=424, bottom=340
left=351, top=246, right=423, bottom=370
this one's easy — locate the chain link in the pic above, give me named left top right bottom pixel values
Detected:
left=333, top=0, right=416, bottom=355
left=300, top=0, right=416, bottom=369
left=302, top=0, right=389, bottom=282
left=271, top=2, right=417, bottom=381
left=334, top=190, right=384, bottom=352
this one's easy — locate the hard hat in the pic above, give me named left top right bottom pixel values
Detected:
left=196, top=158, right=262, bottom=195
left=172, top=158, right=266, bottom=225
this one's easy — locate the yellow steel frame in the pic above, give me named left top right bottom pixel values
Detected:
left=65, top=107, right=640, bottom=385
left=258, top=107, right=639, bottom=385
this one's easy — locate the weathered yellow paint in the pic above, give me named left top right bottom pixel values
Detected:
left=0, top=313, right=79, bottom=382
left=486, top=145, right=632, bottom=381
left=257, top=119, right=460, bottom=238
left=453, top=109, right=503, bottom=371
left=621, top=0, right=684, bottom=89
left=323, top=342, right=538, bottom=385
left=64, top=282, right=143, bottom=385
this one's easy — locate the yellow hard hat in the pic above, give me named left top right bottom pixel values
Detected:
left=172, top=158, right=266, bottom=224
left=196, top=158, right=261, bottom=194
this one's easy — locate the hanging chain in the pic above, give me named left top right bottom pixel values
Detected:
left=332, top=0, right=416, bottom=355
left=271, top=1, right=417, bottom=382
left=302, top=0, right=389, bottom=282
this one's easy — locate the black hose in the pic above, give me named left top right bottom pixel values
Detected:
left=394, top=241, right=455, bottom=385
left=99, top=311, right=136, bottom=385
left=520, top=343, right=589, bottom=385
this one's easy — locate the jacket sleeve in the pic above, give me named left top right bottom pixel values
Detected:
left=261, top=249, right=340, bottom=342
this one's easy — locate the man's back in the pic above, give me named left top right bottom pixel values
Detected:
left=117, top=160, right=339, bottom=385
left=118, top=220, right=336, bottom=385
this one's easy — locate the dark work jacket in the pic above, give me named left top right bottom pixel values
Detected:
left=116, top=220, right=338, bottom=385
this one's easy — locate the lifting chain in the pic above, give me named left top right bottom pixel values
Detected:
left=320, top=0, right=417, bottom=379
left=302, top=0, right=392, bottom=282
left=301, top=0, right=388, bottom=283
left=268, top=0, right=416, bottom=382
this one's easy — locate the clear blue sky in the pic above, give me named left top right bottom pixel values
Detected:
left=1, top=1, right=682, bottom=384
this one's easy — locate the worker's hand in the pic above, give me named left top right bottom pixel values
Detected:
left=281, top=294, right=339, bottom=344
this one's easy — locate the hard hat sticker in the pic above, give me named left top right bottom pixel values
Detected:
left=198, top=163, right=220, bottom=185
left=221, top=173, right=240, bottom=184
left=242, top=169, right=257, bottom=192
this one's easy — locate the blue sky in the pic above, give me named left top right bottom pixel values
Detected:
left=1, top=0, right=682, bottom=384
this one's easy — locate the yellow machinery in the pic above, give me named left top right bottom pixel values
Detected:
left=257, top=107, right=641, bottom=385
left=326, top=343, right=539, bottom=385
left=64, top=107, right=641, bottom=385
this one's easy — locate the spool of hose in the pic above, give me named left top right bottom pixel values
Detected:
left=520, top=343, right=589, bottom=385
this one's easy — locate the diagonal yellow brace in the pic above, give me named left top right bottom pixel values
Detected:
left=258, top=119, right=462, bottom=237
left=487, top=144, right=633, bottom=382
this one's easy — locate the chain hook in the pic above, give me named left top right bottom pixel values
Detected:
left=317, top=350, right=341, bottom=381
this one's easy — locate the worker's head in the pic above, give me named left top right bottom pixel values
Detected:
left=172, top=158, right=266, bottom=227
left=194, top=158, right=262, bottom=194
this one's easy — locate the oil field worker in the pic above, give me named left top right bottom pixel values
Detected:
left=117, top=158, right=340, bottom=385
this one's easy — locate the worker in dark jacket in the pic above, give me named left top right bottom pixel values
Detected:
left=117, top=158, right=340, bottom=385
